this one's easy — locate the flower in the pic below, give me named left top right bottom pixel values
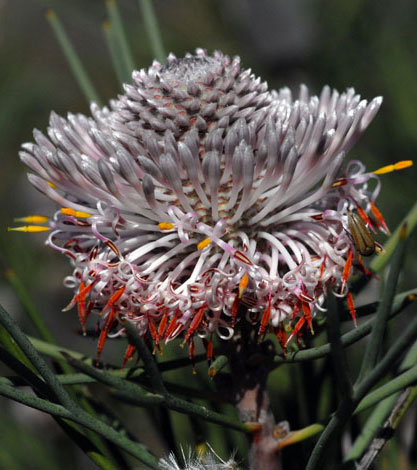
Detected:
left=18, top=49, right=389, bottom=361
left=159, top=446, right=237, bottom=470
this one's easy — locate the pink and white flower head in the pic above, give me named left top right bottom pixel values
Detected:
left=19, top=49, right=392, bottom=361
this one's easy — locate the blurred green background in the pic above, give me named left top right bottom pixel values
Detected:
left=0, top=1, right=416, bottom=468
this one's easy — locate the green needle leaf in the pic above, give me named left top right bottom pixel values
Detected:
left=208, top=355, right=228, bottom=378
left=46, top=9, right=102, bottom=105
left=138, top=0, right=166, bottom=63
left=326, top=291, right=353, bottom=397
left=0, top=302, right=76, bottom=410
left=354, top=364, right=417, bottom=415
left=102, top=20, right=127, bottom=87
left=357, top=223, right=408, bottom=383
left=6, top=269, right=56, bottom=344
left=105, top=0, right=136, bottom=82
left=124, top=320, right=167, bottom=394
left=64, top=351, right=248, bottom=432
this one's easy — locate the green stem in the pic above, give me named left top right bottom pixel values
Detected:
left=0, top=303, right=116, bottom=466
left=305, top=399, right=354, bottom=470
left=347, top=337, right=417, bottom=461
left=354, top=314, right=417, bottom=403
left=355, top=387, right=417, bottom=469
left=354, top=365, right=417, bottom=415
left=348, top=394, right=399, bottom=463
left=29, top=334, right=209, bottom=372
left=63, top=353, right=162, bottom=404
left=112, top=388, right=250, bottom=433
left=0, top=380, right=72, bottom=417
left=0, top=302, right=75, bottom=411
left=6, top=269, right=55, bottom=344
left=357, top=224, right=407, bottom=383
left=124, top=321, right=167, bottom=394
left=208, top=355, right=228, bottom=377
left=326, top=292, right=352, bottom=396
left=294, top=356, right=417, bottom=463
left=46, top=9, right=102, bottom=105
left=25, top=336, right=117, bottom=461
left=138, top=0, right=166, bottom=63
left=0, top=324, right=35, bottom=373
left=0, top=381, right=159, bottom=469
left=105, top=0, right=135, bottom=81
left=102, top=20, right=126, bottom=86
left=64, top=352, right=249, bottom=433
left=29, top=335, right=95, bottom=363
left=158, top=352, right=207, bottom=371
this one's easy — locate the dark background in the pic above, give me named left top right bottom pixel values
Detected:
left=0, top=1, right=416, bottom=468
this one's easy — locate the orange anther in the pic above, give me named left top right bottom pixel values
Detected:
left=63, top=279, right=97, bottom=313
left=274, top=325, right=287, bottom=355
left=148, top=319, right=159, bottom=353
left=60, top=207, right=92, bottom=218
left=291, top=303, right=301, bottom=320
left=164, top=311, right=184, bottom=343
left=370, top=202, right=390, bottom=234
left=258, top=302, right=271, bottom=341
left=188, top=339, right=197, bottom=375
left=121, top=344, right=136, bottom=368
left=77, top=280, right=87, bottom=333
left=341, top=248, right=353, bottom=295
left=97, top=307, right=116, bottom=361
left=356, top=205, right=375, bottom=232
left=197, top=238, right=211, bottom=250
left=346, top=292, right=357, bottom=327
left=319, top=255, right=327, bottom=279
left=301, top=301, right=314, bottom=334
left=231, top=296, right=240, bottom=327
left=158, top=222, right=174, bottom=231
left=157, top=311, right=169, bottom=341
left=238, top=272, right=249, bottom=299
left=182, top=306, right=206, bottom=345
left=102, top=286, right=126, bottom=313
left=286, top=316, right=306, bottom=346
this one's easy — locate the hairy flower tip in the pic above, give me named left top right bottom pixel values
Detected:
left=21, top=48, right=385, bottom=357
left=159, top=447, right=238, bottom=470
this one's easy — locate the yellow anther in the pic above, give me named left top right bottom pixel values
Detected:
left=158, top=222, right=175, bottom=231
left=197, top=238, right=211, bottom=250
left=8, top=226, right=51, bottom=233
left=395, top=160, right=413, bottom=170
left=14, top=215, right=49, bottom=224
left=60, top=208, right=92, bottom=218
left=373, top=160, right=413, bottom=175
left=238, top=272, right=249, bottom=299
left=46, top=181, right=56, bottom=188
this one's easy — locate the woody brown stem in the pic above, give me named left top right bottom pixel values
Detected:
left=215, top=323, right=283, bottom=470
left=239, top=388, right=283, bottom=470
